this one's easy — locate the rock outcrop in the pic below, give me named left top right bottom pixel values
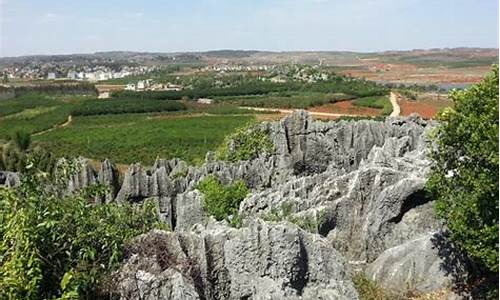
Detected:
left=109, top=112, right=458, bottom=298
left=365, top=231, right=470, bottom=295
left=115, top=220, right=359, bottom=300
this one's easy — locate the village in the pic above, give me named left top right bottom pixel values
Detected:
left=1, top=63, right=153, bottom=82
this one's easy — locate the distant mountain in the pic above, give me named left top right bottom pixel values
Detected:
left=0, top=48, right=497, bottom=68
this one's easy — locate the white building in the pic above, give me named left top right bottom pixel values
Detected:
left=47, top=72, right=56, bottom=80
left=67, top=71, right=78, bottom=80
left=197, top=98, right=214, bottom=104
left=125, top=83, right=136, bottom=91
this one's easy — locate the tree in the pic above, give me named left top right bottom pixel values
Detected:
left=427, top=65, right=498, bottom=273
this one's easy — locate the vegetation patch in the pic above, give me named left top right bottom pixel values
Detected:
left=34, top=114, right=255, bottom=165
left=0, top=158, right=166, bottom=299
left=71, top=98, right=186, bottom=116
left=216, top=125, right=274, bottom=162
left=197, top=175, right=249, bottom=227
left=231, top=92, right=353, bottom=109
left=352, top=96, right=393, bottom=115
left=427, top=65, right=498, bottom=298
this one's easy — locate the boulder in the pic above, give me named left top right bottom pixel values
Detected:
left=365, top=231, right=470, bottom=294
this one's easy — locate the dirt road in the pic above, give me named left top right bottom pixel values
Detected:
left=389, top=92, right=401, bottom=117
left=33, top=115, right=72, bottom=136
left=240, top=106, right=363, bottom=118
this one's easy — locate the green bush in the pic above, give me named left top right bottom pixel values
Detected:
left=197, top=175, right=249, bottom=225
left=216, top=125, right=275, bottom=162
left=0, top=157, right=165, bottom=299
left=427, top=65, right=498, bottom=273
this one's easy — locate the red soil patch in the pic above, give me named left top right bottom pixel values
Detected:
left=309, top=100, right=382, bottom=117
left=399, top=96, right=452, bottom=119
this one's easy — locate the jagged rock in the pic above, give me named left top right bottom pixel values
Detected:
left=3, top=112, right=467, bottom=297
left=114, top=221, right=359, bottom=300
left=175, top=190, right=205, bottom=231
left=365, top=231, right=469, bottom=295
left=0, top=171, right=20, bottom=187
left=67, top=158, right=98, bottom=193
left=241, top=113, right=439, bottom=263
left=97, top=159, right=120, bottom=203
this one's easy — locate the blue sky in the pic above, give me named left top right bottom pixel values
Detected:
left=0, top=0, right=498, bottom=57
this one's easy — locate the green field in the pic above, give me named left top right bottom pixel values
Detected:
left=33, top=114, right=255, bottom=165
left=0, top=71, right=391, bottom=166
left=352, top=96, right=392, bottom=115
left=222, top=92, right=353, bottom=109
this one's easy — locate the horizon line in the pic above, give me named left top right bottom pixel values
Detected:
left=1, top=46, right=498, bottom=60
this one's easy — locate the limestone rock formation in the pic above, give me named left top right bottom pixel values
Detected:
left=114, top=220, right=359, bottom=300
left=2, top=112, right=467, bottom=297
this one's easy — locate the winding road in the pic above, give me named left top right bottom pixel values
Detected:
left=389, top=92, right=401, bottom=117
left=239, top=106, right=364, bottom=118
left=33, top=115, right=72, bottom=136
left=241, top=92, right=402, bottom=119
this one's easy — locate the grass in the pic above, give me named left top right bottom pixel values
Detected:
left=0, top=105, right=73, bottom=140
left=352, top=96, right=393, bottom=115
left=0, top=93, right=63, bottom=117
left=33, top=113, right=255, bottom=165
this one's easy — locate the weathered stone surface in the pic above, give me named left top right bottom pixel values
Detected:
left=115, top=220, right=359, bottom=300
left=241, top=113, right=439, bottom=263
left=97, top=159, right=120, bottom=203
left=0, top=171, right=20, bottom=187
left=175, top=190, right=205, bottom=231
left=67, top=158, right=98, bottom=193
left=365, top=231, right=469, bottom=294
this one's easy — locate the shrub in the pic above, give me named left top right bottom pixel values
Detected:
left=197, top=175, right=249, bottom=225
left=216, top=125, right=275, bottom=162
left=0, top=156, right=166, bottom=299
left=427, top=65, right=498, bottom=274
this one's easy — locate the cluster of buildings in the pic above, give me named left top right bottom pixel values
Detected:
left=124, top=79, right=184, bottom=92
left=262, top=65, right=330, bottom=83
left=1, top=64, right=153, bottom=82
left=202, top=64, right=275, bottom=73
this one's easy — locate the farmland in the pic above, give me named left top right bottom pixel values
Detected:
left=33, top=114, right=255, bottom=165
left=0, top=60, right=463, bottom=166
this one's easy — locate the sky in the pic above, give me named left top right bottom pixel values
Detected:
left=0, top=0, right=498, bottom=57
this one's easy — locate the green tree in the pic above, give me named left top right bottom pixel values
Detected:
left=427, top=65, right=499, bottom=273
left=216, top=126, right=275, bottom=162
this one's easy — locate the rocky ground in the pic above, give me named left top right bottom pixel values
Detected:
left=1, top=112, right=472, bottom=299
